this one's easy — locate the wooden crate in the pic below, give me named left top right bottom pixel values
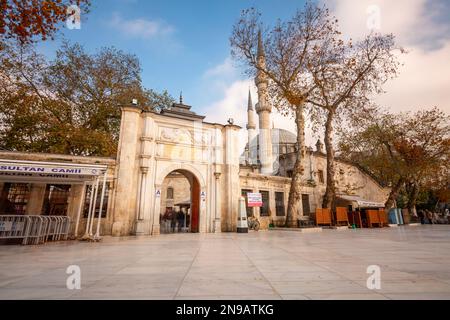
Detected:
left=378, top=208, right=388, bottom=227
left=316, top=208, right=332, bottom=226
left=367, top=210, right=382, bottom=228
left=335, top=207, right=349, bottom=226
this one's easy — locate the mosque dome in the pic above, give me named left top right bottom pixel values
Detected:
left=244, top=128, right=298, bottom=159
left=271, top=128, right=297, bottom=145
left=246, top=128, right=296, bottom=149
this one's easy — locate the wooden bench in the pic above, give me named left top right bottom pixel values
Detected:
left=315, top=208, right=332, bottom=226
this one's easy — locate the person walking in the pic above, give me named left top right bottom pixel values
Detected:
left=426, top=210, right=434, bottom=224
left=171, top=208, right=178, bottom=233
left=418, top=209, right=425, bottom=224
left=177, top=209, right=185, bottom=232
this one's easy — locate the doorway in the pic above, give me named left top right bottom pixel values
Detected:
left=160, top=170, right=200, bottom=234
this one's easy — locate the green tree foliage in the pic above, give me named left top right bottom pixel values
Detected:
left=339, top=108, right=450, bottom=210
left=0, top=41, right=174, bottom=156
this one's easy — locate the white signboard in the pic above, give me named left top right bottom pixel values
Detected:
left=155, top=190, right=161, bottom=198
left=247, top=193, right=263, bottom=207
left=0, top=163, right=101, bottom=176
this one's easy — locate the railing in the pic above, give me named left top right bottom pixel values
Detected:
left=0, top=215, right=71, bottom=245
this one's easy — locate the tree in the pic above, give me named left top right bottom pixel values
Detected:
left=338, top=108, right=450, bottom=211
left=0, top=41, right=174, bottom=156
left=230, top=3, right=342, bottom=227
left=306, top=33, right=401, bottom=209
left=0, top=0, right=90, bottom=44
left=338, top=111, right=408, bottom=210
left=395, top=108, right=450, bottom=214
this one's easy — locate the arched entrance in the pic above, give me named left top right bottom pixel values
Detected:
left=159, top=169, right=200, bottom=233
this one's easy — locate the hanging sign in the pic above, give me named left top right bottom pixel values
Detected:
left=247, top=193, right=263, bottom=207
left=0, top=162, right=101, bottom=176
left=155, top=190, right=161, bottom=198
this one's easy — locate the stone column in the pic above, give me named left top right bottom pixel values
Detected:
left=199, top=185, right=207, bottom=233
left=138, top=114, right=157, bottom=236
left=67, top=184, right=85, bottom=236
left=223, top=124, right=241, bottom=232
left=151, top=183, right=162, bottom=235
left=112, top=104, right=141, bottom=236
left=26, top=183, right=46, bottom=215
left=214, top=172, right=222, bottom=233
left=269, top=189, right=276, bottom=222
left=134, top=167, right=149, bottom=235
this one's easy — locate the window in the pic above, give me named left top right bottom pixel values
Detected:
left=167, top=187, right=174, bottom=199
left=241, top=189, right=253, bottom=217
left=318, top=170, right=325, bottom=183
left=42, top=185, right=71, bottom=216
left=83, top=183, right=110, bottom=218
left=260, top=191, right=270, bottom=216
left=302, top=194, right=311, bottom=216
left=0, top=183, right=30, bottom=215
left=275, top=192, right=285, bottom=216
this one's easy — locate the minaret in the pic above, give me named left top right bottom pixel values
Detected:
left=316, top=139, right=324, bottom=153
left=255, top=30, right=273, bottom=175
left=246, top=90, right=257, bottom=164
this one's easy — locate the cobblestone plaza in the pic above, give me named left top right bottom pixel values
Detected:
left=1, top=226, right=450, bottom=300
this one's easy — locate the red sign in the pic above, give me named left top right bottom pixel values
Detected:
left=247, top=193, right=263, bottom=207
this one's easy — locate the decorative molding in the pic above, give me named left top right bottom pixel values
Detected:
left=140, top=167, right=149, bottom=174
left=160, top=127, right=192, bottom=144
left=159, top=127, right=211, bottom=145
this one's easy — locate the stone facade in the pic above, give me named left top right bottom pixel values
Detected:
left=0, top=98, right=390, bottom=236
left=0, top=34, right=390, bottom=236
left=110, top=102, right=242, bottom=236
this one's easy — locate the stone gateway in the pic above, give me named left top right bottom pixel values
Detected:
left=0, top=36, right=389, bottom=237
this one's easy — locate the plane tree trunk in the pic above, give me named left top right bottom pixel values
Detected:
left=322, top=109, right=336, bottom=209
left=384, top=178, right=404, bottom=210
left=286, top=104, right=306, bottom=227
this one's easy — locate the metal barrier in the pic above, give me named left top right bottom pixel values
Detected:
left=0, top=215, right=30, bottom=245
left=0, top=215, right=71, bottom=245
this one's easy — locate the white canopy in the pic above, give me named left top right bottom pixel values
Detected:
left=337, top=194, right=385, bottom=208
left=0, top=159, right=107, bottom=184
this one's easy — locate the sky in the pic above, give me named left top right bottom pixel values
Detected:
left=40, top=0, right=450, bottom=147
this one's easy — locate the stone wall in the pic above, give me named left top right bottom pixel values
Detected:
left=239, top=151, right=390, bottom=229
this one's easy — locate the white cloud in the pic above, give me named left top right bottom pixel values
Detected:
left=203, top=57, right=235, bottom=79
left=325, top=0, right=450, bottom=113
left=109, top=12, right=175, bottom=39
left=325, top=0, right=449, bottom=49
left=201, top=58, right=316, bottom=153
left=376, top=43, right=450, bottom=112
